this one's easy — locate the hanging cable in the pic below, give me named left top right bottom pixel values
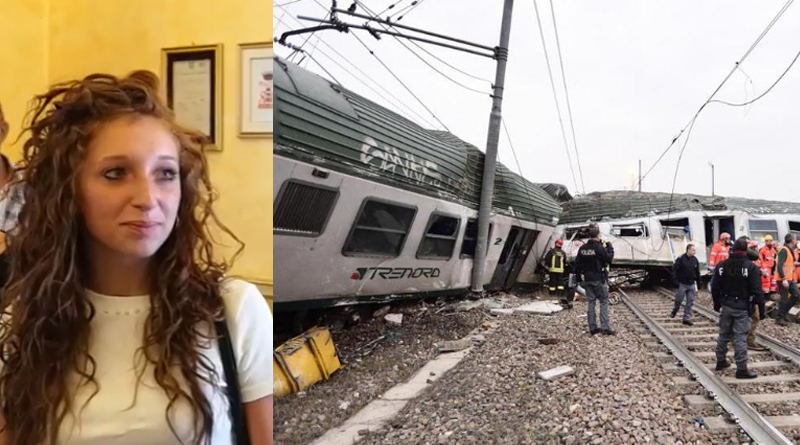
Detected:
left=633, top=0, right=795, bottom=191
left=709, top=45, right=800, bottom=108
left=549, top=0, right=586, bottom=195
left=532, top=0, right=579, bottom=195
left=351, top=31, right=452, bottom=132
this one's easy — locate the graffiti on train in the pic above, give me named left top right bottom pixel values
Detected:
left=360, top=136, right=442, bottom=187
left=351, top=267, right=442, bottom=281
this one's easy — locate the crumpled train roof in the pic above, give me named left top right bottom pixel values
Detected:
left=560, top=190, right=800, bottom=224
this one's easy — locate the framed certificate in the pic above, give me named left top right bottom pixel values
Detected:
left=239, top=42, right=273, bottom=137
left=162, top=44, right=223, bottom=150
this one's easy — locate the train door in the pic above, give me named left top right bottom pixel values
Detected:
left=488, top=226, right=538, bottom=291
left=704, top=216, right=735, bottom=259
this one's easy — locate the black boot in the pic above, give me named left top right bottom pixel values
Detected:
left=601, top=329, right=617, bottom=336
left=670, top=309, right=677, bottom=318
left=682, top=320, right=694, bottom=326
left=715, top=360, right=731, bottom=371
left=735, top=368, right=758, bottom=379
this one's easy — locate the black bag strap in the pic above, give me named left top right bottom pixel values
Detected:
left=215, top=319, right=251, bottom=445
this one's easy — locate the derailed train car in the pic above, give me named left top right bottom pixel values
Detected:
left=272, top=56, right=563, bottom=310
left=552, top=191, right=800, bottom=279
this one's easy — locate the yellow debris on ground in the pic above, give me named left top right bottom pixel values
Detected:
left=273, top=326, right=342, bottom=397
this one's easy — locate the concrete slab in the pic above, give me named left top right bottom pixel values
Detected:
left=514, top=301, right=563, bottom=314
left=537, top=365, right=575, bottom=381
left=704, top=415, right=800, bottom=432
left=663, top=360, right=788, bottom=372
left=673, top=374, right=800, bottom=385
left=685, top=392, right=800, bottom=407
left=490, top=308, right=514, bottom=316
left=310, top=399, right=409, bottom=445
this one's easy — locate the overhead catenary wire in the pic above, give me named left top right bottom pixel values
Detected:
left=532, top=0, right=580, bottom=195
left=349, top=0, right=491, bottom=96
left=633, top=0, right=795, bottom=192
left=709, top=45, right=800, bottom=108
left=275, top=2, right=439, bottom=128
left=548, top=0, right=586, bottom=195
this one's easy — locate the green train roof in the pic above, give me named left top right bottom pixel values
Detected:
left=273, top=56, right=562, bottom=226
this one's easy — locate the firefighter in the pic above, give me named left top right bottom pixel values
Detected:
left=543, top=239, right=567, bottom=298
left=759, top=235, right=778, bottom=301
left=574, top=225, right=615, bottom=336
left=747, top=240, right=768, bottom=351
left=774, top=233, right=799, bottom=326
left=712, top=237, right=763, bottom=379
left=709, top=232, right=732, bottom=272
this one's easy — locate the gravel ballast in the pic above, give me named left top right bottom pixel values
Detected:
left=359, top=294, right=751, bottom=444
left=273, top=298, right=490, bottom=445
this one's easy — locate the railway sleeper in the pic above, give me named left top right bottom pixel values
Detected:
left=673, top=373, right=800, bottom=385
left=662, top=360, right=789, bottom=373
left=702, top=414, right=800, bottom=432
left=685, top=392, right=800, bottom=407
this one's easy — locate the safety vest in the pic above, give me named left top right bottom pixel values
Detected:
left=774, top=245, right=796, bottom=282
left=759, top=245, right=777, bottom=270
left=709, top=241, right=730, bottom=269
left=549, top=250, right=565, bottom=273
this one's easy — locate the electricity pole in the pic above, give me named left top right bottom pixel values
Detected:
left=638, top=160, right=642, bottom=192
left=472, top=0, right=515, bottom=292
left=709, top=162, right=715, bottom=196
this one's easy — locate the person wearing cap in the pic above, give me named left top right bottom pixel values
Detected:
left=670, top=243, right=701, bottom=325
left=543, top=239, right=567, bottom=298
left=574, top=225, right=616, bottom=336
left=759, top=235, right=778, bottom=300
left=712, top=236, right=764, bottom=379
left=708, top=232, right=732, bottom=272
left=774, top=233, right=800, bottom=326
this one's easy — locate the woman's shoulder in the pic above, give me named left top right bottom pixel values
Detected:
left=218, top=278, right=272, bottom=321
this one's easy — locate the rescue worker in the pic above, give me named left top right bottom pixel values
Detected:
left=670, top=244, right=701, bottom=325
left=543, top=239, right=567, bottom=298
left=747, top=240, right=768, bottom=351
left=712, top=237, right=763, bottom=379
left=774, top=233, right=800, bottom=326
left=709, top=232, right=732, bottom=272
left=759, top=235, right=778, bottom=301
left=574, top=225, right=615, bottom=336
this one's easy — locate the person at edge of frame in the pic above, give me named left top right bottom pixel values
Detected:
left=711, top=236, right=764, bottom=379
left=574, top=224, right=615, bottom=336
left=774, top=233, right=800, bottom=326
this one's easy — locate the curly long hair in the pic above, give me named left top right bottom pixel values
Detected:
left=0, top=71, right=242, bottom=445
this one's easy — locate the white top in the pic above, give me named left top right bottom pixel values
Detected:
left=5, top=278, right=274, bottom=444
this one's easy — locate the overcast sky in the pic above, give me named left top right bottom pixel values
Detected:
left=273, top=1, right=800, bottom=202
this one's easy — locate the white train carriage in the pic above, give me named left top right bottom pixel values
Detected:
left=273, top=56, right=562, bottom=310
left=551, top=191, right=800, bottom=277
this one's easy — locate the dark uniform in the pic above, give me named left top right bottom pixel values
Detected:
left=543, top=246, right=567, bottom=296
left=711, top=248, right=764, bottom=378
left=574, top=238, right=615, bottom=335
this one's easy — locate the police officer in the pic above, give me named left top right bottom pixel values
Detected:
left=543, top=239, right=567, bottom=298
left=574, top=225, right=615, bottom=335
left=712, top=236, right=763, bottom=379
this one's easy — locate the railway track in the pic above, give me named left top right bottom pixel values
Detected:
left=620, top=286, right=800, bottom=445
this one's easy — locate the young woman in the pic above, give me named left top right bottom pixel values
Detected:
left=0, top=71, right=273, bottom=444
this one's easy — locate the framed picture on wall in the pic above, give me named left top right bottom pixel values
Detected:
left=239, top=42, right=273, bottom=137
left=161, top=44, right=223, bottom=150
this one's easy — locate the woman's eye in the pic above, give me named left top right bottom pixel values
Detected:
left=158, top=168, right=179, bottom=181
left=102, top=168, right=125, bottom=180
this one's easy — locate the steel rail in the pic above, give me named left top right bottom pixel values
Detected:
left=654, top=286, right=800, bottom=369
left=619, top=287, right=793, bottom=445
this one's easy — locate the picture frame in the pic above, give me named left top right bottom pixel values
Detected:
left=161, top=44, right=223, bottom=150
left=239, top=42, right=273, bottom=137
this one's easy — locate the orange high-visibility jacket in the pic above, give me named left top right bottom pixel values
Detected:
left=774, top=245, right=796, bottom=282
left=709, top=241, right=730, bottom=269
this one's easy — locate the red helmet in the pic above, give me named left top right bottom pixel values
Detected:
left=555, top=239, right=564, bottom=247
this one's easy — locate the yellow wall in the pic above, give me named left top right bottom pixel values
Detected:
left=2, top=0, right=274, bottom=305
left=0, top=0, right=48, bottom=155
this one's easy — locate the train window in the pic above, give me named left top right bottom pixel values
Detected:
left=565, top=226, right=591, bottom=240
left=460, top=219, right=493, bottom=258
left=611, top=223, right=649, bottom=238
left=790, top=221, right=800, bottom=238
left=343, top=199, right=417, bottom=257
left=749, top=219, right=778, bottom=242
left=417, top=213, right=461, bottom=260
left=274, top=180, right=339, bottom=236
left=660, top=218, right=691, bottom=240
